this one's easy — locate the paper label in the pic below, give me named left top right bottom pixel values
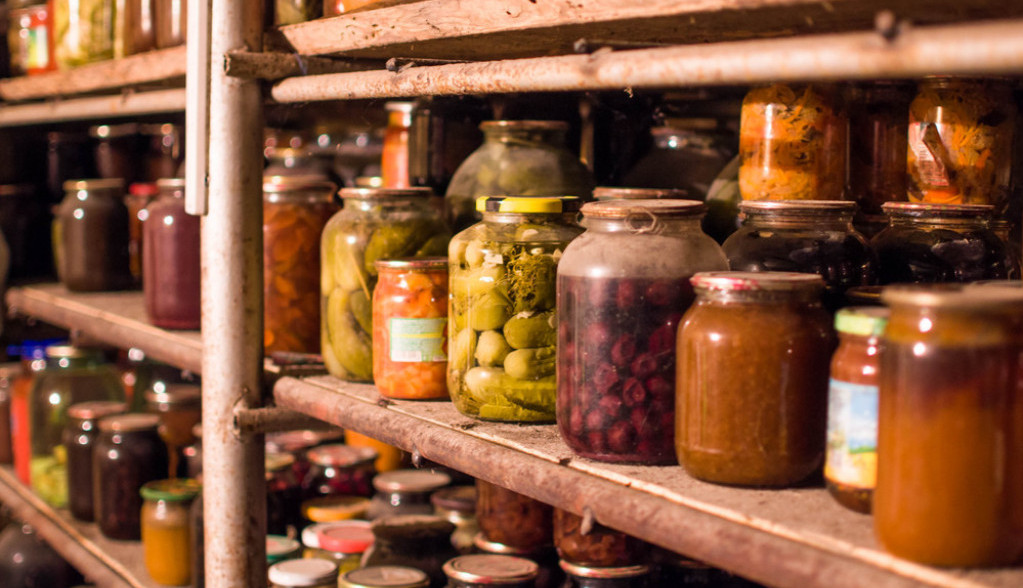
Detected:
left=825, top=379, right=878, bottom=489
left=389, top=317, right=447, bottom=363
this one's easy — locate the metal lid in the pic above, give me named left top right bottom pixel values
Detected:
left=266, top=452, right=296, bottom=473
left=480, top=120, right=568, bottom=132
left=263, top=175, right=337, bottom=194
left=372, top=469, right=451, bottom=493
left=340, top=566, right=430, bottom=588
left=44, top=345, right=102, bottom=360
left=145, top=383, right=201, bottom=407
left=89, top=123, right=138, bottom=139
left=267, top=429, right=344, bottom=453
left=140, top=478, right=201, bottom=502
left=98, top=413, right=161, bottom=433
left=374, top=257, right=448, bottom=272
left=66, top=401, right=127, bottom=421
left=580, top=199, right=706, bottom=219
left=882, top=284, right=1023, bottom=309
left=690, top=271, right=825, bottom=293
left=316, top=520, right=374, bottom=554
left=881, top=202, right=994, bottom=218
left=63, top=178, right=125, bottom=192
left=443, top=554, right=539, bottom=584
left=559, top=560, right=651, bottom=579
left=385, top=101, right=415, bottom=113
left=739, top=200, right=857, bottom=214
left=266, top=535, right=302, bottom=563
left=301, top=522, right=335, bottom=549
left=268, top=558, right=339, bottom=586
left=128, top=182, right=160, bottom=197
left=338, top=187, right=433, bottom=200
left=472, top=532, right=535, bottom=556
left=430, top=485, right=476, bottom=513
left=476, top=195, right=582, bottom=214
left=301, top=496, right=371, bottom=523
left=591, top=187, right=688, bottom=200
left=834, top=307, right=889, bottom=337
left=306, top=444, right=378, bottom=467
left=156, top=178, right=186, bottom=191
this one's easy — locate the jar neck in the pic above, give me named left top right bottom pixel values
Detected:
left=483, top=127, right=566, bottom=147
left=887, top=215, right=989, bottom=230
left=482, top=211, right=578, bottom=226
left=743, top=209, right=854, bottom=230
left=581, top=215, right=704, bottom=235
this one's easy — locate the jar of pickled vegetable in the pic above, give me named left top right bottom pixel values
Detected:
left=54, top=178, right=132, bottom=291
left=590, top=187, right=687, bottom=201
left=303, top=443, right=378, bottom=498
left=372, top=258, right=449, bottom=399
left=907, top=77, right=1016, bottom=212
left=552, top=509, right=645, bottom=568
left=266, top=452, right=303, bottom=535
left=876, top=286, right=1023, bottom=566
left=383, top=102, right=413, bottom=189
left=443, top=554, right=539, bottom=588
left=274, top=0, right=322, bottom=25
left=431, top=485, right=478, bottom=554
left=476, top=479, right=551, bottom=550
left=146, top=383, right=200, bottom=478
left=739, top=83, right=847, bottom=201
left=54, top=0, right=115, bottom=68
left=449, top=197, right=582, bottom=422
left=825, top=307, right=888, bottom=514
left=126, top=182, right=157, bottom=286
left=559, top=561, right=650, bottom=588
left=676, top=272, right=834, bottom=486
left=143, top=178, right=201, bottom=329
left=445, top=121, right=595, bottom=232
left=140, top=478, right=200, bottom=586
left=321, top=186, right=449, bottom=383
left=63, top=400, right=126, bottom=521
left=263, top=175, right=339, bottom=354
left=722, top=200, right=875, bottom=310
left=340, top=566, right=430, bottom=588
left=269, top=558, right=339, bottom=588
left=557, top=200, right=727, bottom=463
left=10, top=4, right=57, bottom=75
left=871, top=202, right=1008, bottom=284
left=847, top=82, right=912, bottom=215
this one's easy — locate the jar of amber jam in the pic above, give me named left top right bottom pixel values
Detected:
left=476, top=479, right=552, bottom=551
left=676, top=272, right=834, bottom=486
left=552, top=508, right=645, bottom=568
left=875, top=286, right=1023, bottom=566
left=140, top=478, right=201, bottom=586
left=825, top=307, right=888, bottom=514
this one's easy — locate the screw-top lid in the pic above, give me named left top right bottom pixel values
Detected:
left=140, top=478, right=201, bottom=502
left=145, top=383, right=201, bottom=408
left=306, top=444, right=378, bottom=468
left=473, top=532, right=535, bottom=556
left=443, top=554, right=539, bottom=584
left=263, top=175, right=338, bottom=195
left=266, top=452, right=296, bottom=473
left=430, top=485, right=476, bottom=513
left=559, top=560, right=651, bottom=579
left=881, top=202, right=994, bottom=218
left=592, top=187, right=688, bottom=200
left=372, top=470, right=451, bottom=493
left=66, top=401, right=127, bottom=421
left=267, top=429, right=344, bottom=453
left=739, top=200, right=857, bottom=214
left=476, top=195, right=582, bottom=214
left=834, top=307, right=889, bottom=337
left=316, top=520, right=374, bottom=554
left=338, top=187, right=433, bottom=200
left=63, top=178, right=125, bottom=192
left=301, top=496, right=371, bottom=523
left=374, top=258, right=448, bottom=272
left=301, top=522, right=334, bottom=549
left=882, top=284, right=1023, bottom=309
left=580, top=199, right=706, bottom=219
left=266, top=535, right=303, bottom=564
left=268, top=558, right=339, bottom=587
left=128, top=182, right=160, bottom=197
left=340, top=566, right=430, bottom=588
left=690, top=272, right=824, bottom=293
left=480, top=120, right=568, bottom=132
left=98, top=413, right=161, bottom=433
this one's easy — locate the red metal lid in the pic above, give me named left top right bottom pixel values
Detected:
left=316, top=521, right=374, bottom=554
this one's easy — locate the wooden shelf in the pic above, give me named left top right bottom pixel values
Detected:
left=275, top=375, right=1023, bottom=588
left=0, top=89, right=186, bottom=128
left=0, top=467, right=158, bottom=588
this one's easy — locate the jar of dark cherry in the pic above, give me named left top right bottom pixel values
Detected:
left=143, top=178, right=201, bottom=329
left=63, top=400, right=126, bottom=522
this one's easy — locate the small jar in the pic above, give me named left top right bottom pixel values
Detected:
left=363, top=515, right=458, bottom=586
left=383, top=102, right=414, bottom=189
left=54, top=178, right=132, bottom=291
left=91, top=123, right=141, bottom=183
left=269, top=558, right=339, bottom=588
left=475, top=479, right=552, bottom=551
left=125, top=182, right=158, bottom=286
left=266, top=452, right=303, bottom=535
left=313, top=520, right=374, bottom=574
left=739, top=83, right=847, bottom=201
left=321, top=186, right=449, bottom=382
left=340, top=566, right=430, bottom=588
left=146, top=383, right=200, bottom=478
left=143, top=178, right=201, bottom=329
left=63, top=400, right=127, bottom=521
left=557, top=200, right=727, bottom=463
left=431, top=485, right=478, bottom=554
left=846, top=82, right=912, bottom=215
left=53, top=0, right=115, bottom=67
left=559, top=561, right=650, bottom=588
left=871, top=202, right=1008, bottom=284
left=10, top=4, right=57, bottom=75
left=443, top=554, right=539, bottom=588
left=621, top=121, right=735, bottom=200
left=140, top=478, right=201, bottom=586
left=372, top=258, right=449, bottom=399
left=676, top=272, right=834, bottom=486
left=93, top=413, right=169, bottom=540
left=267, top=535, right=302, bottom=564
left=263, top=175, right=339, bottom=354
left=552, top=509, right=645, bottom=568
left=369, top=469, right=451, bottom=519
left=590, top=187, right=687, bottom=201
left=154, top=0, right=186, bottom=48
left=303, top=443, right=378, bottom=498
left=302, top=496, right=371, bottom=524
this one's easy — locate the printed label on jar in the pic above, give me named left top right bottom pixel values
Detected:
left=908, top=122, right=952, bottom=188
left=825, top=379, right=878, bottom=489
left=389, top=318, right=447, bottom=363
left=26, top=25, right=49, bottom=70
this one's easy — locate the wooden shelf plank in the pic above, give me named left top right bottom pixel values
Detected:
left=5, top=284, right=202, bottom=374
left=275, top=375, right=1023, bottom=588
left=0, top=89, right=186, bottom=128
left=0, top=467, right=158, bottom=588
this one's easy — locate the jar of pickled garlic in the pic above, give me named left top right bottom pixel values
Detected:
left=875, top=286, right=1023, bottom=566
left=676, top=272, right=834, bottom=486
left=846, top=82, right=912, bottom=215
left=557, top=200, right=727, bottom=463
left=739, top=83, right=847, bottom=201
left=443, top=554, right=540, bottom=588
left=907, top=77, right=1016, bottom=212
left=553, top=509, right=645, bottom=568
left=140, top=478, right=201, bottom=586
left=302, top=443, right=378, bottom=498
left=94, top=413, right=169, bottom=540
left=263, top=175, right=339, bottom=354
left=63, top=400, right=126, bottom=521
left=476, top=479, right=552, bottom=551
left=559, top=561, right=650, bottom=588
left=321, top=187, right=449, bottom=383
left=449, top=197, right=582, bottom=422
left=825, top=307, right=888, bottom=514
left=372, top=258, right=449, bottom=399
left=143, top=178, right=201, bottom=329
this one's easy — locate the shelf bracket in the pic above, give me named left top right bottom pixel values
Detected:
left=233, top=403, right=337, bottom=436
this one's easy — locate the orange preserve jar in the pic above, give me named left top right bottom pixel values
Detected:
left=825, top=306, right=888, bottom=514
left=382, top=102, right=414, bottom=189
left=371, top=258, right=449, bottom=399
left=875, top=286, right=1023, bottom=567
left=140, top=478, right=201, bottom=586
left=676, top=272, right=834, bottom=486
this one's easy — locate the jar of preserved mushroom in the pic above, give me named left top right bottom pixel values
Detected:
left=476, top=479, right=552, bottom=551
left=847, top=81, right=912, bottom=215
left=143, top=178, right=201, bottom=329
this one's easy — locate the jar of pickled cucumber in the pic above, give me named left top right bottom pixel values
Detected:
left=320, top=187, right=449, bottom=382
left=448, top=196, right=583, bottom=422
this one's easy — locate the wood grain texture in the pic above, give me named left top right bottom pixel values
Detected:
left=0, top=89, right=186, bottom=127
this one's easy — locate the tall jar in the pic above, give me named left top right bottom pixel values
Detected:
left=557, top=200, right=727, bottom=463
left=54, top=178, right=131, bottom=291
left=321, top=187, right=449, bottom=382
left=29, top=345, right=125, bottom=507
left=154, top=0, right=186, bottom=48
left=739, top=83, right=847, bottom=201
left=382, top=102, right=413, bottom=189
left=676, top=272, right=834, bottom=486
left=143, top=178, right=201, bottom=329
left=54, top=0, right=115, bottom=68
left=140, top=478, right=201, bottom=586
left=125, top=182, right=158, bottom=286
left=871, top=202, right=1008, bottom=284
left=145, top=383, right=200, bottom=478
left=445, top=121, right=595, bottom=232
left=846, top=82, right=912, bottom=215
left=63, top=400, right=127, bottom=521
left=263, top=175, right=338, bottom=354
left=449, top=197, right=583, bottom=422
left=907, top=77, right=1016, bottom=212
left=476, top=479, right=551, bottom=551
left=875, top=287, right=1023, bottom=566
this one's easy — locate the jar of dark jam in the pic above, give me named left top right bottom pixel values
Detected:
left=54, top=179, right=132, bottom=291
left=266, top=428, right=345, bottom=483
left=552, top=509, right=645, bottom=568
left=476, top=479, right=552, bottom=551
left=143, top=178, right=201, bottom=329
left=443, top=554, right=539, bottom=588
left=146, top=383, right=200, bottom=478
left=559, top=561, right=650, bottom=588
left=62, top=400, right=127, bottom=521
left=93, top=413, right=169, bottom=540
left=266, top=452, right=303, bottom=536
left=369, top=469, right=451, bottom=519
left=303, top=444, right=378, bottom=499
left=871, top=202, right=1008, bottom=284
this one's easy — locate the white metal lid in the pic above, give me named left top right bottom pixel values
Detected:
left=371, top=469, right=451, bottom=493
left=268, top=558, right=339, bottom=586
left=443, top=554, right=539, bottom=584
left=340, top=566, right=430, bottom=588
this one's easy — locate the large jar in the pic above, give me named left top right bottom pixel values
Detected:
left=449, top=197, right=582, bottom=422
left=302, top=443, right=378, bottom=499
left=907, top=77, right=1016, bottom=212
left=140, top=478, right=201, bottom=586
left=445, top=121, right=595, bottom=232
left=557, top=200, right=727, bottom=463
left=321, top=186, right=449, bottom=382
left=722, top=200, right=875, bottom=310
left=621, top=121, right=735, bottom=200
left=739, top=83, right=847, bottom=201
left=443, top=554, right=539, bottom=588
left=54, top=178, right=132, bottom=291
left=29, top=345, right=125, bottom=507
left=145, top=383, right=200, bottom=478
left=263, top=175, right=338, bottom=354
left=63, top=400, right=127, bottom=521
left=676, top=272, right=834, bottom=486
left=871, top=202, right=1008, bottom=284
left=476, top=479, right=552, bottom=551
left=846, top=82, right=911, bottom=215
left=552, top=509, right=645, bottom=568
left=875, top=287, right=1023, bottom=566
left=362, top=514, right=458, bottom=587
left=54, top=0, right=115, bottom=68
left=143, top=178, right=201, bottom=329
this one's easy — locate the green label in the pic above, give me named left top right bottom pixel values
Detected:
left=389, top=318, right=447, bottom=363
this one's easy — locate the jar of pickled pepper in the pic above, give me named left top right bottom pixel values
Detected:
left=140, top=478, right=201, bottom=586
left=846, top=82, right=912, bottom=215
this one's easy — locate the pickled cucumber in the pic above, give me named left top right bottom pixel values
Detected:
left=475, top=331, right=512, bottom=367
left=468, top=288, right=513, bottom=331
left=503, top=311, right=556, bottom=349
left=450, top=328, right=478, bottom=373
left=325, top=288, right=373, bottom=381
left=503, top=347, right=556, bottom=380
left=349, top=288, right=373, bottom=335
left=463, top=367, right=555, bottom=416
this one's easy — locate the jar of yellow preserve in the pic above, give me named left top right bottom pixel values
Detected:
left=140, top=478, right=201, bottom=586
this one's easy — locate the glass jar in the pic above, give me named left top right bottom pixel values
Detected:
left=54, top=178, right=132, bottom=291
left=431, top=485, right=478, bottom=554
left=126, top=182, right=158, bottom=286
left=907, top=77, right=1016, bottom=212
left=722, top=200, right=876, bottom=310
left=445, top=121, right=595, bottom=232
left=368, top=469, right=451, bottom=519
left=476, top=479, right=551, bottom=551
left=139, top=123, right=184, bottom=181
left=590, top=187, right=686, bottom=201
left=871, top=202, right=1008, bottom=284
left=119, top=0, right=155, bottom=56
left=622, top=121, right=735, bottom=200
left=263, top=175, right=339, bottom=354
left=0, top=524, right=83, bottom=587
left=274, top=0, right=322, bottom=25
left=265, top=147, right=333, bottom=181
left=267, top=535, right=302, bottom=565
left=443, top=554, right=539, bottom=588
left=29, top=345, right=125, bottom=507
left=557, top=200, right=727, bottom=463
left=559, top=561, right=650, bottom=588
left=62, top=400, right=127, bottom=521
left=302, top=496, right=371, bottom=524
left=143, top=178, right=200, bottom=329
left=473, top=536, right=563, bottom=588
left=383, top=102, right=414, bottom=189
left=154, top=0, right=186, bottom=48
left=266, top=452, right=303, bottom=536
left=303, top=443, right=378, bottom=498
left=825, top=307, right=888, bottom=515
left=846, top=82, right=912, bottom=215
left=11, top=340, right=53, bottom=484
left=91, top=123, right=141, bottom=183
left=340, top=566, right=430, bottom=588
left=372, top=258, right=449, bottom=399
left=0, top=364, right=17, bottom=465
left=145, top=383, right=200, bottom=478
left=10, top=4, right=56, bottom=75
left=266, top=428, right=345, bottom=482
left=363, top=514, right=458, bottom=586
left=313, top=520, right=374, bottom=574
left=140, top=478, right=200, bottom=586
left=676, top=272, right=834, bottom=486
left=739, top=83, right=847, bottom=201
left=321, top=186, right=449, bottom=382
left=448, top=197, right=583, bottom=422
left=269, top=558, right=339, bottom=588
left=93, top=413, right=169, bottom=540
left=46, top=131, right=94, bottom=205
left=990, top=219, right=1022, bottom=280
left=54, top=0, right=115, bottom=68
left=552, top=509, right=645, bottom=568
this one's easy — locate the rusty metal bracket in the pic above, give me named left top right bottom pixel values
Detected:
left=224, top=50, right=379, bottom=80
left=233, top=402, right=335, bottom=436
